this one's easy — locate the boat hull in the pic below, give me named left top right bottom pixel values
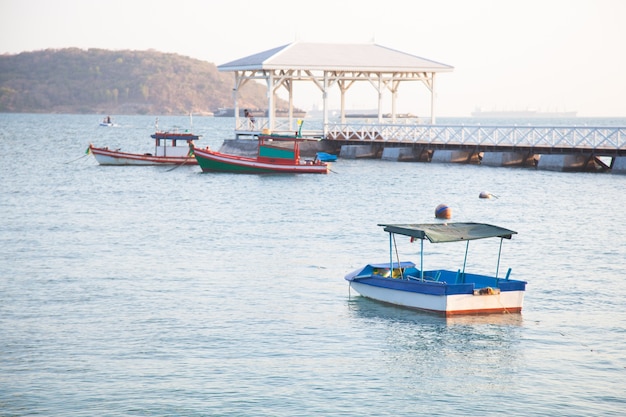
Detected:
left=348, top=281, right=524, bottom=315
left=89, top=146, right=197, bottom=166
left=345, top=263, right=525, bottom=315
left=192, top=147, right=328, bottom=174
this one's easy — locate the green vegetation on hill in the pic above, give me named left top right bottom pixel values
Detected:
left=0, top=48, right=273, bottom=115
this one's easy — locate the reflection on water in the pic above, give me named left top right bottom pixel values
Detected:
left=347, top=296, right=525, bottom=398
left=347, top=294, right=524, bottom=326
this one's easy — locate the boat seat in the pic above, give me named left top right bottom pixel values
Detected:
left=406, top=271, right=442, bottom=283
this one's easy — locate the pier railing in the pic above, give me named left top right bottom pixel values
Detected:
left=325, top=122, right=626, bottom=156
left=236, top=118, right=304, bottom=134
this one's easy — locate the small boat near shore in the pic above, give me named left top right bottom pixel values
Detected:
left=191, top=122, right=329, bottom=174
left=315, top=152, right=337, bottom=162
left=99, top=116, right=117, bottom=127
left=89, top=130, right=200, bottom=166
left=345, top=222, right=527, bottom=315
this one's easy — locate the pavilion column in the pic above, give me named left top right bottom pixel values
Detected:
left=340, top=87, right=346, bottom=124
left=267, top=73, right=275, bottom=130
left=377, top=75, right=383, bottom=123
left=430, top=72, right=436, bottom=124
left=322, top=72, right=329, bottom=136
left=288, top=81, right=294, bottom=130
left=233, top=71, right=240, bottom=130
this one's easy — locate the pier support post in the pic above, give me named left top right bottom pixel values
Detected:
left=431, top=150, right=480, bottom=164
left=612, top=157, right=626, bottom=175
left=339, top=144, right=378, bottom=159
left=481, top=152, right=535, bottom=167
left=537, top=154, right=590, bottom=172
left=381, top=147, right=421, bottom=161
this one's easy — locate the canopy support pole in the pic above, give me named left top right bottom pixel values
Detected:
left=462, top=240, right=470, bottom=280
left=388, top=233, right=393, bottom=271
left=420, top=238, right=424, bottom=281
left=392, top=234, right=403, bottom=279
left=496, top=237, right=503, bottom=278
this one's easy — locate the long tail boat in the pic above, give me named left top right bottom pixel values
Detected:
left=191, top=123, right=329, bottom=174
left=89, top=131, right=199, bottom=166
left=88, top=129, right=200, bottom=166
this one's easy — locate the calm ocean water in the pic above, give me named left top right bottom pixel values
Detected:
left=1, top=114, right=625, bottom=416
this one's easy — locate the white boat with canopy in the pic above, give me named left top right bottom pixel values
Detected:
left=344, top=222, right=527, bottom=315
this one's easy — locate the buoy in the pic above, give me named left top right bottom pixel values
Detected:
left=435, top=203, right=452, bottom=219
left=479, top=191, right=498, bottom=199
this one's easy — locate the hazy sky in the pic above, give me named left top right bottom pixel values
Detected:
left=1, top=0, right=625, bottom=117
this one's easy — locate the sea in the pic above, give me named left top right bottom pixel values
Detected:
left=1, top=113, right=625, bottom=416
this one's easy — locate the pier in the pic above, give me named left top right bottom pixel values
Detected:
left=218, top=42, right=626, bottom=173
left=232, top=119, right=626, bottom=173
left=323, top=122, right=626, bottom=172
left=325, top=122, right=625, bottom=156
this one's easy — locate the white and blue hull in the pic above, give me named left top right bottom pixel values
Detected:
left=348, top=280, right=525, bottom=315
left=345, top=262, right=526, bottom=315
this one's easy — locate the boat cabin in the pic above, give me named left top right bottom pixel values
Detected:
left=257, top=134, right=302, bottom=165
left=150, top=132, right=200, bottom=158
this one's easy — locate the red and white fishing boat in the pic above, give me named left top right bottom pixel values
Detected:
left=89, top=131, right=200, bottom=166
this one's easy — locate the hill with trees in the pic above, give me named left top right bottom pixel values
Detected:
left=0, top=48, right=279, bottom=115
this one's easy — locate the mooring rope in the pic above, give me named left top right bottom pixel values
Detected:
left=165, top=157, right=193, bottom=172
left=63, top=153, right=90, bottom=164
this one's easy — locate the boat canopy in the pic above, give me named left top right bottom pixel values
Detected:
left=150, top=133, right=200, bottom=141
left=378, top=222, right=517, bottom=243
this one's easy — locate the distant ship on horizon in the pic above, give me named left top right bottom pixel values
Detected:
left=471, top=108, right=578, bottom=118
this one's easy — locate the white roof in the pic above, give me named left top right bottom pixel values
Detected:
left=218, top=42, right=454, bottom=73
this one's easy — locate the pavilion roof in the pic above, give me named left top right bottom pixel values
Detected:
left=218, top=42, right=454, bottom=73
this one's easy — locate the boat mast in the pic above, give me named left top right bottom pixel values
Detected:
left=154, top=117, right=159, bottom=155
